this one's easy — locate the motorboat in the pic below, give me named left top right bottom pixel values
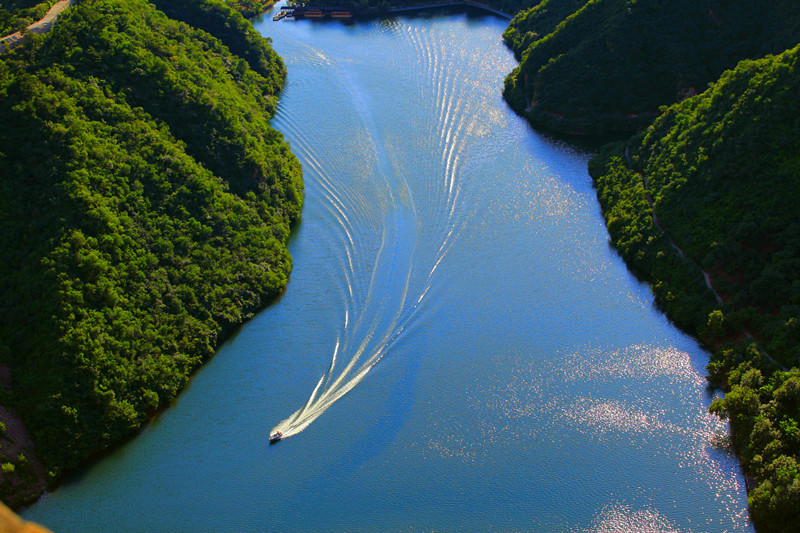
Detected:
left=269, top=431, right=283, bottom=444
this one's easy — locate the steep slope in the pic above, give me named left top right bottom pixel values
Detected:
left=501, top=0, right=587, bottom=55
left=151, top=0, right=285, bottom=89
left=503, top=0, right=800, bottom=134
left=589, top=44, right=800, bottom=532
left=224, top=0, right=275, bottom=18
left=0, top=1, right=52, bottom=36
left=0, top=0, right=301, bottom=507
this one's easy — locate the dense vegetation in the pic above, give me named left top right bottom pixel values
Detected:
left=152, top=0, right=284, bottom=87
left=589, top=45, right=800, bottom=532
left=0, top=0, right=51, bottom=36
left=3, top=0, right=798, bottom=530
left=503, top=0, right=800, bottom=134
left=0, top=0, right=301, bottom=507
left=225, top=0, right=274, bottom=18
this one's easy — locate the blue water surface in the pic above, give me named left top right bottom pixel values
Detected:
left=22, top=6, right=752, bottom=532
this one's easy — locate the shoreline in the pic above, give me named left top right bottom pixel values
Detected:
left=1, top=0, right=301, bottom=513
left=279, top=1, right=512, bottom=21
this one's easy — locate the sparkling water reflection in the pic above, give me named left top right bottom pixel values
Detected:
left=21, top=6, right=752, bottom=532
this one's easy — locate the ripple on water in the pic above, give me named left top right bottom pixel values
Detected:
left=583, top=504, right=686, bottom=533
left=561, top=397, right=681, bottom=438
left=562, top=344, right=708, bottom=386
left=19, top=10, right=752, bottom=532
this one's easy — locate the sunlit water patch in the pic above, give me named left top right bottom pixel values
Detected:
left=584, top=504, right=687, bottom=533
left=22, top=6, right=752, bottom=532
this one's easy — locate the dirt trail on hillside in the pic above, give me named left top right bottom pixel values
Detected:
left=624, top=146, right=787, bottom=370
left=0, top=0, right=76, bottom=53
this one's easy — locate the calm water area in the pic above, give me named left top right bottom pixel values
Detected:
left=22, top=6, right=753, bottom=532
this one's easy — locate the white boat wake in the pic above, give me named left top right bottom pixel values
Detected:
left=269, top=22, right=478, bottom=440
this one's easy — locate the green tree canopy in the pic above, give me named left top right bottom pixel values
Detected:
left=503, top=0, right=800, bottom=134
left=0, top=0, right=301, bottom=508
left=591, top=44, right=800, bottom=532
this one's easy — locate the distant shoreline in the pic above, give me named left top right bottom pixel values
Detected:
left=280, top=1, right=512, bottom=21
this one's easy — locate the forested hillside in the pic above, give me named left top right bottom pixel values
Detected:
left=225, top=0, right=274, bottom=18
left=0, top=0, right=52, bottom=36
left=0, top=0, right=301, bottom=507
left=503, top=0, right=800, bottom=134
left=150, top=0, right=284, bottom=85
left=589, top=45, right=800, bottom=532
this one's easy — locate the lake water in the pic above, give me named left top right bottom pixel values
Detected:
left=22, top=6, right=752, bottom=532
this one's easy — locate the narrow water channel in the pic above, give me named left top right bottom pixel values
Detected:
left=21, top=7, right=752, bottom=532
